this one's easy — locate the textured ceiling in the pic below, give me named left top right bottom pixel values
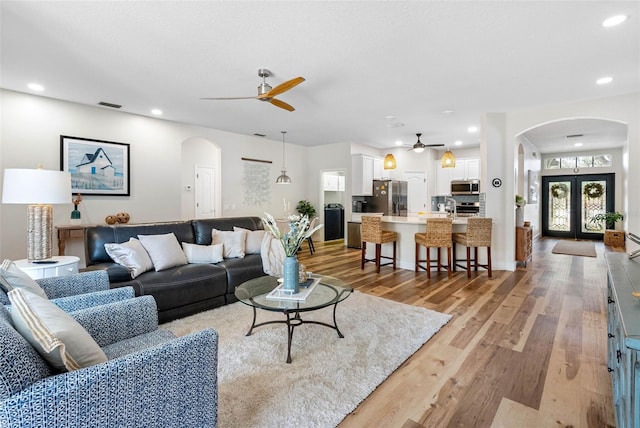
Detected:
left=1, top=1, right=638, bottom=152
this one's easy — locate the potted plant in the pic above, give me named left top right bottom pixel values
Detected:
left=515, top=195, right=526, bottom=227
left=296, top=200, right=316, bottom=219
left=590, top=211, right=625, bottom=247
left=590, top=211, right=624, bottom=229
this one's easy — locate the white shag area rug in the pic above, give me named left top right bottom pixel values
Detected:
left=162, top=291, right=451, bottom=428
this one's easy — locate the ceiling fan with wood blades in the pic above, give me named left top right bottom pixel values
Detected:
left=201, top=69, right=305, bottom=112
left=409, top=133, right=444, bottom=152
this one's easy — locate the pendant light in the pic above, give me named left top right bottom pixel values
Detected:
left=276, top=131, right=292, bottom=184
left=441, top=148, right=456, bottom=168
left=383, top=153, right=397, bottom=170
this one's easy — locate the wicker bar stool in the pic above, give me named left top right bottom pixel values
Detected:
left=415, top=217, right=453, bottom=278
left=361, top=216, right=398, bottom=273
left=452, top=217, right=493, bottom=278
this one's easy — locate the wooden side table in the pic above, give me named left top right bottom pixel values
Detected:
left=14, top=256, right=80, bottom=279
left=56, top=225, right=95, bottom=256
left=515, top=226, right=533, bottom=266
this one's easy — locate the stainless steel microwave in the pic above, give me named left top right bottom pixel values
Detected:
left=451, top=180, right=480, bottom=195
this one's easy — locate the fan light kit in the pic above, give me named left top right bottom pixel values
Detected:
left=410, top=133, right=444, bottom=153
left=201, top=69, right=305, bottom=112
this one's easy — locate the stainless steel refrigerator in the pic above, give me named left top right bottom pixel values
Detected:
left=366, top=180, right=408, bottom=216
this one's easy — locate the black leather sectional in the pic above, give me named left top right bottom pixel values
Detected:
left=84, top=217, right=266, bottom=323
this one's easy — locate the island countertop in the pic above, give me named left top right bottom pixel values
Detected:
left=380, top=215, right=469, bottom=225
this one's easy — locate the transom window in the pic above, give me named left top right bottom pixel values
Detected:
left=544, top=154, right=611, bottom=170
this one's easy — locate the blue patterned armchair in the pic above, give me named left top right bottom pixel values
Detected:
left=0, top=270, right=134, bottom=312
left=0, top=295, right=218, bottom=427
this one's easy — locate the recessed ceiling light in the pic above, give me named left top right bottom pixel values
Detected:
left=454, top=140, right=463, bottom=146
left=441, top=110, right=455, bottom=116
left=395, top=140, right=403, bottom=146
left=151, top=108, right=163, bottom=115
left=27, top=83, right=44, bottom=92
left=468, top=126, right=478, bottom=133
left=574, top=142, right=583, bottom=147
left=384, top=115, right=396, bottom=120
left=597, top=76, right=613, bottom=85
left=603, top=15, right=627, bottom=27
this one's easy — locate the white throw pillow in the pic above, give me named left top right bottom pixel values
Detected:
left=9, top=288, right=108, bottom=372
left=181, top=242, right=224, bottom=264
left=234, top=227, right=266, bottom=255
left=104, top=238, right=154, bottom=278
left=211, top=229, right=246, bottom=259
left=137, top=233, right=188, bottom=271
left=0, top=259, right=48, bottom=299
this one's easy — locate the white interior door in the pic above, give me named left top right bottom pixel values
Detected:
left=403, top=171, right=427, bottom=214
left=195, top=165, right=216, bottom=219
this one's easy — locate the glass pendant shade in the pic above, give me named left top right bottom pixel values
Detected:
left=276, top=131, right=291, bottom=184
left=383, top=153, right=397, bottom=170
left=441, top=150, right=456, bottom=168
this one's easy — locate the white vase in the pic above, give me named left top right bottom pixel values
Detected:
left=515, top=207, right=524, bottom=228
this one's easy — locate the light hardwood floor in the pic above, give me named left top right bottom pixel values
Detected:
left=297, top=237, right=617, bottom=428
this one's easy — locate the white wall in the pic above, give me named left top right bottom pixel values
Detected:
left=0, top=89, right=310, bottom=261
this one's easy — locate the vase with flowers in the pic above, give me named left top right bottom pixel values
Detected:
left=515, top=195, right=526, bottom=228
left=262, top=212, right=323, bottom=293
left=70, top=193, right=82, bottom=225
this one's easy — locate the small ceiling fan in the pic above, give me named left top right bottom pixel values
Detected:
left=409, top=133, right=444, bottom=152
left=201, top=69, right=305, bottom=112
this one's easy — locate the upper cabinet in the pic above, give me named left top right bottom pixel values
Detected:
left=352, top=154, right=387, bottom=195
left=451, top=158, right=480, bottom=181
left=435, top=158, right=481, bottom=195
left=323, top=174, right=345, bottom=191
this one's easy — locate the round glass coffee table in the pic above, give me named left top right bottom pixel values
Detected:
left=235, top=275, right=353, bottom=363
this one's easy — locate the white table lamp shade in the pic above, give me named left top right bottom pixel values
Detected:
left=2, top=168, right=71, bottom=204
left=2, top=168, right=72, bottom=261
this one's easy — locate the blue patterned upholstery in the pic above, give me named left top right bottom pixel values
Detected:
left=0, top=295, right=219, bottom=427
left=1, top=270, right=134, bottom=313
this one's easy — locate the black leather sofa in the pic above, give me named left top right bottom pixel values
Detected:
left=84, top=217, right=266, bottom=322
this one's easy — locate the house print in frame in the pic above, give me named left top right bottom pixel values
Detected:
left=60, top=135, right=130, bottom=196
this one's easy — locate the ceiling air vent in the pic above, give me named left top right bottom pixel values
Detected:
left=98, top=101, right=122, bottom=109
left=566, top=134, right=584, bottom=138
left=253, top=133, right=266, bottom=137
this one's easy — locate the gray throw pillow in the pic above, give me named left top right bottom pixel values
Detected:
left=9, top=288, right=108, bottom=372
left=138, top=233, right=188, bottom=271
left=104, top=238, right=154, bottom=278
left=0, top=259, right=48, bottom=299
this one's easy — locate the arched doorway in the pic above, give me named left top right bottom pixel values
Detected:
left=516, top=117, right=627, bottom=240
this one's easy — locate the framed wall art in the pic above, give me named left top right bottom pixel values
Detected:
left=528, top=169, right=539, bottom=204
left=60, top=135, right=130, bottom=196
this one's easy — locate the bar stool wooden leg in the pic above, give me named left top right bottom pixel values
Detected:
left=361, top=243, right=366, bottom=270
left=392, top=242, right=397, bottom=270
left=426, top=246, right=432, bottom=278
left=415, top=242, right=420, bottom=272
left=452, top=242, right=457, bottom=272
left=466, top=247, right=472, bottom=278
left=474, top=247, right=479, bottom=271
left=487, top=247, right=492, bottom=277
left=375, top=244, right=381, bottom=273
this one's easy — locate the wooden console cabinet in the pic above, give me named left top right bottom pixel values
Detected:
left=515, top=226, right=532, bottom=266
left=606, top=253, right=640, bottom=427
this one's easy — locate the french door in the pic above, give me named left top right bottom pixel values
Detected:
left=541, top=173, right=614, bottom=240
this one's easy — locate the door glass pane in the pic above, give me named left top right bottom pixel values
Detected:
left=582, top=180, right=607, bottom=233
left=549, top=181, right=571, bottom=231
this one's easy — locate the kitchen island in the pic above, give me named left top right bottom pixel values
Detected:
left=362, top=215, right=471, bottom=271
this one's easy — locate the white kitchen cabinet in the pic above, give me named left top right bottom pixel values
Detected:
left=323, top=174, right=345, bottom=191
left=435, top=158, right=481, bottom=194
left=324, top=175, right=339, bottom=191
left=352, top=154, right=385, bottom=195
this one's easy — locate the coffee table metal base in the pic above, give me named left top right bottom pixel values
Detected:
left=245, top=303, right=345, bottom=363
